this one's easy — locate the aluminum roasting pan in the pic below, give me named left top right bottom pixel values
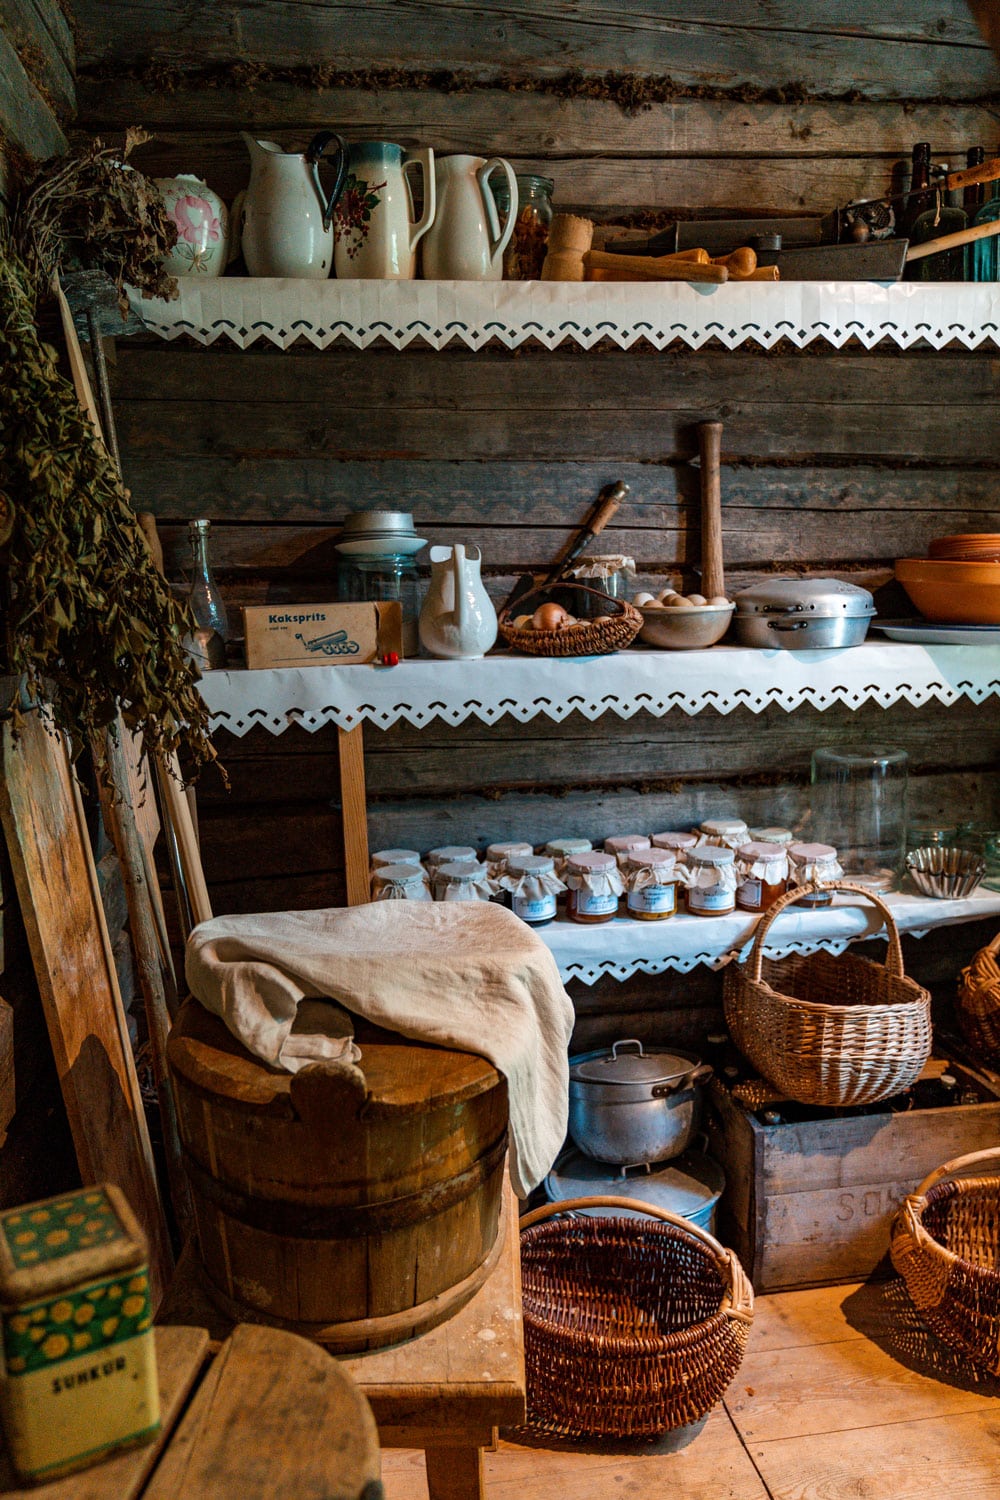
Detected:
left=733, top=577, right=875, bottom=650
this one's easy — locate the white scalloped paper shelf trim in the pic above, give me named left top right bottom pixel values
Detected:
left=197, top=645, right=1000, bottom=736
left=557, top=933, right=938, bottom=983
left=128, top=280, right=1000, bottom=353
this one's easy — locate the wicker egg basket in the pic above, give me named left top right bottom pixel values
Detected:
left=498, top=583, right=642, bottom=657
left=891, top=1148, right=1000, bottom=1375
left=518, top=1196, right=754, bottom=1439
left=723, top=880, right=932, bottom=1108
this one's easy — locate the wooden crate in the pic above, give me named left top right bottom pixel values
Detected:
left=705, top=1068, right=1000, bottom=1293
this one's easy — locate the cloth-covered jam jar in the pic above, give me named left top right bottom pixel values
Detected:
left=603, top=834, right=652, bottom=868
left=788, top=842, right=843, bottom=906
left=697, top=818, right=750, bottom=851
left=735, top=841, right=789, bottom=913
left=499, top=854, right=564, bottom=927
left=432, top=861, right=494, bottom=902
left=565, top=851, right=624, bottom=924
left=372, top=863, right=433, bottom=901
left=686, top=845, right=738, bottom=916
left=624, top=848, right=680, bottom=921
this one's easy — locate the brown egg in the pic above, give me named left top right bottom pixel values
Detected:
left=533, top=602, right=570, bottom=632
left=687, top=593, right=707, bottom=606
left=513, top=614, right=534, bottom=631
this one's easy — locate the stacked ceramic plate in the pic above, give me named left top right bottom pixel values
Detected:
left=896, top=533, right=1000, bottom=625
left=335, top=510, right=427, bottom=558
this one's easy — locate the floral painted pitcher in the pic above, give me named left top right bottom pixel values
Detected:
left=155, top=175, right=229, bottom=276
left=334, top=142, right=435, bottom=280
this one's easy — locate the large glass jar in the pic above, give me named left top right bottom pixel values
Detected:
left=493, top=173, right=554, bottom=280
left=810, top=747, right=908, bottom=891
left=336, top=552, right=422, bottom=658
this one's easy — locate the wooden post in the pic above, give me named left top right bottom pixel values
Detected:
left=0, top=703, right=172, bottom=1303
left=338, top=725, right=371, bottom=906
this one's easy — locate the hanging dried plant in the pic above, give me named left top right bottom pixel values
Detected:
left=1, top=135, right=218, bottom=782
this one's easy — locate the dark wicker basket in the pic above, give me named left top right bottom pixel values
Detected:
left=519, top=1196, right=754, bottom=1439
left=956, top=930, right=1000, bottom=1064
left=499, top=583, right=642, bottom=657
left=891, top=1149, right=1000, bottom=1375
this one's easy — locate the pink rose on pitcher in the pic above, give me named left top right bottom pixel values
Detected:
left=173, top=194, right=221, bottom=247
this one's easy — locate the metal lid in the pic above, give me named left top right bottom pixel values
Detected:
left=734, top=577, right=876, bottom=619
left=570, top=1038, right=699, bottom=1087
left=341, top=510, right=417, bottom=537
left=545, top=1148, right=725, bottom=1221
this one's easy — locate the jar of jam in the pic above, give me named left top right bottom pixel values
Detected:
left=697, top=818, right=750, bottom=851
left=788, top=843, right=843, bottom=907
left=485, top=841, right=534, bottom=882
left=604, top=834, right=651, bottom=868
left=565, top=852, right=624, bottom=924
left=624, top=849, right=679, bottom=921
left=652, top=831, right=698, bottom=863
left=749, top=827, right=794, bottom=847
left=433, top=861, right=494, bottom=903
left=372, top=863, right=433, bottom=901
left=686, top=846, right=738, bottom=916
left=494, top=172, right=554, bottom=280
left=370, top=848, right=422, bottom=871
left=544, top=837, right=593, bottom=877
left=735, top=842, right=789, bottom=913
left=425, top=845, right=479, bottom=870
left=500, top=854, right=564, bottom=927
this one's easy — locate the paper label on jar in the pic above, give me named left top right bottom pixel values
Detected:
left=688, top=884, right=733, bottom=913
left=738, top=878, right=763, bottom=907
left=513, top=894, right=557, bottom=923
left=576, top=889, right=619, bottom=917
left=627, top=885, right=676, bottom=915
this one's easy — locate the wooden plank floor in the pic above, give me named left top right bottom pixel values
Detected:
left=379, top=1276, right=1000, bottom=1499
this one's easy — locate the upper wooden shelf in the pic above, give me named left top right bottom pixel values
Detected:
left=127, top=279, right=1000, bottom=353
left=196, top=642, right=1000, bottom=737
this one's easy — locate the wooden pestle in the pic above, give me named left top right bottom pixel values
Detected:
left=584, top=250, right=729, bottom=282
left=712, top=247, right=757, bottom=278
left=697, top=421, right=726, bottom=601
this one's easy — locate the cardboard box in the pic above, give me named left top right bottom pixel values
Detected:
left=242, top=602, right=403, bottom=669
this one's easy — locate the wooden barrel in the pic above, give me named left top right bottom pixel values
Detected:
left=167, top=1000, right=509, bottom=1351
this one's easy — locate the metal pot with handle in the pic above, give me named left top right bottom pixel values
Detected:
left=732, top=577, right=875, bottom=649
left=568, top=1038, right=713, bottom=1166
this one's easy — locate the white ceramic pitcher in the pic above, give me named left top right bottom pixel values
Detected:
left=418, top=545, right=498, bottom=659
left=420, top=154, right=518, bottom=280
left=240, top=132, right=348, bottom=278
left=334, top=141, right=436, bottom=280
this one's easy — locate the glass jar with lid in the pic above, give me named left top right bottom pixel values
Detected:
left=492, top=172, right=554, bottom=280
left=564, top=556, right=637, bottom=614
left=686, top=846, right=738, bottom=916
left=565, top=851, right=624, bottom=925
left=624, top=849, right=680, bottom=921
left=735, top=842, right=789, bottom=913
left=499, top=854, right=564, bottom=927
left=485, top=841, right=534, bottom=881
left=604, top=834, right=652, bottom=868
left=425, top=845, right=479, bottom=870
left=433, top=862, right=494, bottom=903
left=697, top=818, right=750, bottom=851
left=788, top=842, right=842, bottom=907
left=372, top=863, right=433, bottom=901
left=544, top=837, right=593, bottom=878
left=749, top=826, right=794, bottom=846
left=370, top=848, right=422, bottom=871
left=652, top=831, right=698, bottom=862
left=336, top=552, right=422, bottom=658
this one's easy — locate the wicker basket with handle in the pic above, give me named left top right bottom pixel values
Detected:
left=723, top=880, right=932, bottom=1108
left=498, top=583, right=642, bottom=657
left=890, top=1147, right=1000, bottom=1375
left=518, top=1195, right=754, bottom=1438
left=956, top=930, right=1000, bottom=1063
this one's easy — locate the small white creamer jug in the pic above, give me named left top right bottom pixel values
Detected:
left=420, top=154, right=517, bottom=280
left=419, top=545, right=498, bottom=659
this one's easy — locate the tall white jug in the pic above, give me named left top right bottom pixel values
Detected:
left=420, top=154, right=517, bottom=280
left=240, top=132, right=347, bottom=279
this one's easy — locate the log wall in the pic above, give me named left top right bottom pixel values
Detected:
left=74, top=0, right=1000, bottom=1047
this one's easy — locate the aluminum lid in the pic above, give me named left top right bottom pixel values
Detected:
left=734, top=577, right=876, bottom=618
left=570, top=1039, right=699, bottom=1087
left=340, top=509, right=417, bottom=537
left=545, top=1148, right=724, bottom=1222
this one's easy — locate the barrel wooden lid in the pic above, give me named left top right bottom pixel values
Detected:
left=168, top=998, right=503, bottom=1117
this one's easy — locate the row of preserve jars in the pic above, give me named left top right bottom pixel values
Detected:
left=368, top=829, right=843, bottom=925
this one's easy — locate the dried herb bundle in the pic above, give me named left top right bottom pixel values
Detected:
left=1, top=135, right=217, bottom=781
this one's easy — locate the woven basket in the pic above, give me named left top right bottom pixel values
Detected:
left=890, top=1148, right=1000, bottom=1375
left=956, top=930, right=1000, bottom=1063
left=519, top=1195, right=754, bottom=1438
left=723, top=881, right=932, bottom=1108
left=498, top=583, right=642, bottom=657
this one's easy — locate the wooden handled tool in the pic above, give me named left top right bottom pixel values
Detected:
left=946, top=155, right=1000, bottom=193
left=905, top=214, right=1000, bottom=262
left=697, top=421, right=725, bottom=601
left=543, top=479, right=630, bottom=584
left=712, top=247, right=757, bottom=278
left=584, top=249, right=729, bottom=283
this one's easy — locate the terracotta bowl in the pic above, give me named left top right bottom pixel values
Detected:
left=637, top=602, right=735, bottom=649
left=895, top=558, right=1000, bottom=624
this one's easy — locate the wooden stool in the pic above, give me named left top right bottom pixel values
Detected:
left=0, top=1324, right=382, bottom=1499
left=158, top=1187, right=526, bottom=1500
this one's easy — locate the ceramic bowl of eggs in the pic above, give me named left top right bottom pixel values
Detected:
left=632, top=588, right=735, bottom=649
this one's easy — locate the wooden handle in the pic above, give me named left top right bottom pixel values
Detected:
left=741, top=265, right=781, bottom=281
left=584, top=249, right=729, bottom=283
left=544, top=480, right=629, bottom=583
left=905, top=215, right=1000, bottom=262
left=138, top=512, right=165, bottom=575
left=911, top=1146, right=1000, bottom=1201
left=697, top=420, right=725, bottom=600
left=712, top=247, right=757, bottom=277
left=947, top=155, right=1000, bottom=192
left=588, top=483, right=627, bottom=538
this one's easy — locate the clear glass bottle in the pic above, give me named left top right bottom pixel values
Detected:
left=493, top=173, right=554, bottom=280
left=186, top=518, right=229, bottom=670
left=908, top=165, right=967, bottom=280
